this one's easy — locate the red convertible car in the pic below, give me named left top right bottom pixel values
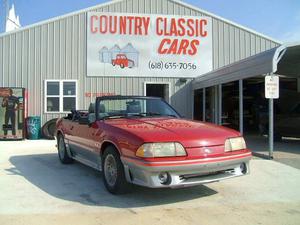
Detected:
left=56, top=96, right=251, bottom=194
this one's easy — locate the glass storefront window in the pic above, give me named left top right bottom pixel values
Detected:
left=206, top=86, right=215, bottom=123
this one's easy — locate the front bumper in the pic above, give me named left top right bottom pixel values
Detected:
left=121, top=152, right=251, bottom=188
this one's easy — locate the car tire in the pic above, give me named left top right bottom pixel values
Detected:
left=102, top=146, right=130, bottom=194
left=120, top=64, right=125, bottom=69
left=112, top=62, right=115, bottom=66
left=57, top=134, right=74, bottom=164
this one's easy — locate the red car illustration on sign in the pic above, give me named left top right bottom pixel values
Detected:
left=112, top=54, right=134, bottom=68
left=56, top=96, right=251, bottom=194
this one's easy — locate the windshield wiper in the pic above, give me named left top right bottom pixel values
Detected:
left=102, top=114, right=128, bottom=120
left=102, top=112, right=178, bottom=120
left=133, top=112, right=177, bottom=118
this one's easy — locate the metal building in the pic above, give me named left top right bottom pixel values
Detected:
left=0, top=0, right=280, bottom=126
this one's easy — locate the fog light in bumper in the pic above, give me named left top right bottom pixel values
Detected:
left=158, top=172, right=171, bottom=185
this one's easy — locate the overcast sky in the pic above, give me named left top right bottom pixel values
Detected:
left=3, top=0, right=300, bottom=43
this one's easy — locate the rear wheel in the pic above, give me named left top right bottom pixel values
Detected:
left=120, top=64, right=125, bottom=69
left=57, top=134, right=74, bottom=164
left=102, top=146, right=130, bottom=194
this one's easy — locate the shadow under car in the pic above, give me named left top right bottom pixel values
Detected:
left=7, top=153, right=218, bottom=207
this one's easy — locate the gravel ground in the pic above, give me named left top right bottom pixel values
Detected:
left=0, top=140, right=300, bottom=225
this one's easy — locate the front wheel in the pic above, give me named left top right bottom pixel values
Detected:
left=102, top=146, right=130, bottom=194
left=57, top=135, right=74, bottom=164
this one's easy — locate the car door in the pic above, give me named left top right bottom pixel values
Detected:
left=71, top=119, right=104, bottom=169
left=61, top=118, right=77, bottom=150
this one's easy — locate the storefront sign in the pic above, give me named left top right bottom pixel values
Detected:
left=87, top=12, right=212, bottom=77
left=265, top=75, right=279, bottom=99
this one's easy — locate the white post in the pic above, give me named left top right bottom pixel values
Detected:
left=214, top=86, right=218, bottom=123
left=218, top=84, right=222, bottom=125
left=192, top=90, right=194, bottom=119
left=269, top=98, right=274, bottom=159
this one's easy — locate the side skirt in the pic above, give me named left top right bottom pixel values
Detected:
left=72, top=155, right=102, bottom=171
left=65, top=140, right=102, bottom=171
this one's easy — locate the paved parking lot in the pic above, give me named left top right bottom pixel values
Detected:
left=1, top=140, right=300, bottom=225
left=246, top=134, right=300, bottom=169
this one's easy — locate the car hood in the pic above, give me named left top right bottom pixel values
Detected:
left=105, top=117, right=240, bottom=147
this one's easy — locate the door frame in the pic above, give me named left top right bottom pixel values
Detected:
left=143, top=81, right=172, bottom=103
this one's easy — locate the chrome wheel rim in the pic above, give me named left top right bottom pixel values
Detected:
left=104, top=154, right=117, bottom=187
left=58, top=138, right=65, bottom=159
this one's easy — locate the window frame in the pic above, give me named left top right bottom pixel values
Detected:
left=44, top=80, right=78, bottom=114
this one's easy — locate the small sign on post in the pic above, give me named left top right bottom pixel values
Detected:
left=265, top=75, right=279, bottom=99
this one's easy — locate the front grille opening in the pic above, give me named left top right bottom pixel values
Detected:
left=180, top=169, right=235, bottom=180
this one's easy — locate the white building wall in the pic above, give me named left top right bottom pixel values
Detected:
left=0, top=0, right=280, bottom=124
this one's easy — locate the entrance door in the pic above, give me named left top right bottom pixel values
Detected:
left=193, top=89, right=204, bottom=121
left=144, top=83, right=170, bottom=102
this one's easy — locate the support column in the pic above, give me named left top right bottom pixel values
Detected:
left=202, top=88, right=206, bottom=122
left=239, top=80, right=244, bottom=134
left=192, top=90, right=194, bottom=119
left=218, top=84, right=222, bottom=125
left=214, top=86, right=218, bottom=123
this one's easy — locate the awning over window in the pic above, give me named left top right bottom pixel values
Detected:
left=193, top=43, right=300, bottom=90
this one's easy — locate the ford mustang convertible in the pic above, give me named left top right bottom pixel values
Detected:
left=56, top=96, right=251, bottom=194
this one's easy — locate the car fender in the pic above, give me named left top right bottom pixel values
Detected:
left=100, top=138, right=122, bottom=157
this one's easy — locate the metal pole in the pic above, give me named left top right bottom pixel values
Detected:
left=218, top=84, right=222, bottom=125
left=214, top=86, right=218, bottom=124
left=269, top=98, right=274, bottom=159
left=202, top=88, right=206, bottom=122
left=239, top=80, right=244, bottom=134
left=192, top=89, right=194, bottom=119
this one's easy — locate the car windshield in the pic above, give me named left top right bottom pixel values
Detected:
left=96, top=97, right=180, bottom=120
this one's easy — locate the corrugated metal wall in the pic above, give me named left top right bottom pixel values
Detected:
left=0, top=0, right=279, bottom=124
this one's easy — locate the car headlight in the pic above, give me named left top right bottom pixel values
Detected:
left=225, top=137, right=246, bottom=152
left=136, top=142, right=187, bottom=158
